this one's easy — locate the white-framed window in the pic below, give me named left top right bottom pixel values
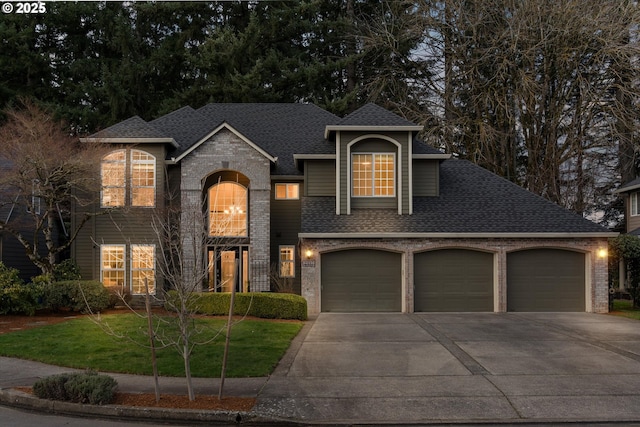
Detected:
left=279, top=245, right=295, bottom=278
left=351, top=153, right=395, bottom=197
left=100, top=149, right=156, bottom=208
left=131, top=150, right=156, bottom=207
left=209, top=182, right=248, bottom=237
left=100, top=244, right=156, bottom=295
left=101, top=150, right=126, bottom=207
left=131, top=244, right=155, bottom=295
left=100, top=245, right=126, bottom=288
left=632, top=193, right=640, bottom=216
left=275, top=183, right=299, bottom=200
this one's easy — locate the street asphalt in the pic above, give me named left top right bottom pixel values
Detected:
left=3, top=312, right=640, bottom=425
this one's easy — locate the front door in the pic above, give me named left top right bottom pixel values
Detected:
left=208, top=247, right=250, bottom=292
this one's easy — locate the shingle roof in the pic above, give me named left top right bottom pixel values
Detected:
left=336, top=103, right=419, bottom=127
left=193, top=103, right=339, bottom=174
left=301, top=159, right=610, bottom=234
left=87, top=103, right=445, bottom=173
left=90, top=116, right=169, bottom=139
left=617, top=177, right=640, bottom=193
left=150, top=106, right=213, bottom=153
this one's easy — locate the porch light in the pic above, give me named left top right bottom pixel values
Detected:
left=305, top=249, right=313, bottom=259
left=597, top=248, right=608, bottom=259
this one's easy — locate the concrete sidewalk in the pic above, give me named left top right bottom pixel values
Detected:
left=3, top=312, right=640, bottom=425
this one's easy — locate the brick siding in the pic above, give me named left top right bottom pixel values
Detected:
left=179, top=128, right=271, bottom=291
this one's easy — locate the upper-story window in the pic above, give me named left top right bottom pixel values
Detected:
left=131, top=151, right=156, bottom=207
left=101, top=150, right=126, bottom=207
left=101, top=149, right=155, bottom=208
left=632, top=192, right=640, bottom=216
left=275, top=183, right=299, bottom=200
left=209, top=181, right=248, bottom=237
left=352, top=153, right=395, bottom=197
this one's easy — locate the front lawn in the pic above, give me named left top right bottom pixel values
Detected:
left=610, top=299, right=640, bottom=321
left=0, top=314, right=302, bottom=377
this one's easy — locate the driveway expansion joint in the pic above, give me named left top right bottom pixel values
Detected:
left=408, top=314, right=490, bottom=376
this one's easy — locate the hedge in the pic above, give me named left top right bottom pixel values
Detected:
left=43, top=280, right=112, bottom=313
left=165, top=291, right=307, bottom=320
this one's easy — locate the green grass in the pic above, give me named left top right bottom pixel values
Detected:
left=610, top=299, right=640, bottom=320
left=0, top=314, right=302, bottom=378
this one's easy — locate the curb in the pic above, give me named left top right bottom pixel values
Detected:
left=0, top=387, right=288, bottom=425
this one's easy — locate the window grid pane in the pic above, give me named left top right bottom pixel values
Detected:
left=132, top=245, right=155, bottom=295
left=209, top=182, right=248, bottom=236
left=275, top=183, right=299, bottom=200
left=131, top=150, right=155, bottom=207
left=374, top=154, right=395, bottom=196
left=352, top=153, right=394, bottom=197
left=279, top=246, right=295, bottom=278
left=352, top=154, right=373, bottom=196
left=101, top=245, right=125, bottom=288
left=101, top=151, right=126, bottom=207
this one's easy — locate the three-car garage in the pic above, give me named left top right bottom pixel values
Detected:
left=317, top=247, right=588, bottom=313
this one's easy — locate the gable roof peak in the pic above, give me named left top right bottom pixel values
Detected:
left=616, top=176, right=640, bottom=194
left=325, top=103, right=423, bottom=138
left=81, top=115, right=177, bottom=146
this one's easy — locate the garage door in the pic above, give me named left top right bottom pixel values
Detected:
left=414, top=249, right=494, bottom=312
left=321, top=249, right=402, bottom=312
left=507, top=249, right=585, bottom=312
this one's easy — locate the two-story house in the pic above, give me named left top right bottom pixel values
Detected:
left=75, top=103, right=614, bottom=315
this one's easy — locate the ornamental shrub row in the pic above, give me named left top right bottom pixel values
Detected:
left=42, top=280, right=111, bottom=314
left=165, top=291, right=307, bottom=320
left=0, top=261, right=112, bottom=315
left=33, top=371, right=118, bottom=405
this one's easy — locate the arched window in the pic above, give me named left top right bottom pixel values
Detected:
left=208, top=182, right=247, bottom=237
left=100, top=149, right=156, bottom=207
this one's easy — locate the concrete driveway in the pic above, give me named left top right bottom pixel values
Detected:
left=256, top=312, right=640, bottom=424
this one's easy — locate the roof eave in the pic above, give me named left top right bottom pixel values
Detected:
left=293, top=153, right=336, bottom=169
left=299, top=232, right=617, bottom=239
left=172, top=122, right=277, bottom=164
left=615, top=184, right=640, bottom=194
left=80, top=137, right=179, bottom=148
left=413, top=154, right=452, bottom=160
left=324, top=125, right=424, bottom=139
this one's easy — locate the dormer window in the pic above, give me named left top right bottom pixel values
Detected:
left=352, top=153, right=395, bottom=197
left=632, top=192, right=640, bottom=216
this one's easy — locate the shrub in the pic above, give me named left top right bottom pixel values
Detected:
left=43, top=280, right=111, bottom=313
left=53, top=259, right=82, bottom=281
left=0, top=262, right=42, bottom=315
left=105, top=285, right=131, bottom=308
left=165, top=291, right=307, bottom=320
left=33, top=371, right=118, bottom=405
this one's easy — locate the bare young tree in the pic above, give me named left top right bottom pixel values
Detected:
left=0, top=101, right=107, bottom=275
left=151, top=190, right=245, bottom=401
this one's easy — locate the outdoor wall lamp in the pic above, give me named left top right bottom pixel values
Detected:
left=597, top=248, right=608, bottom=259
left=305, top=249, right=313, bottom=259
